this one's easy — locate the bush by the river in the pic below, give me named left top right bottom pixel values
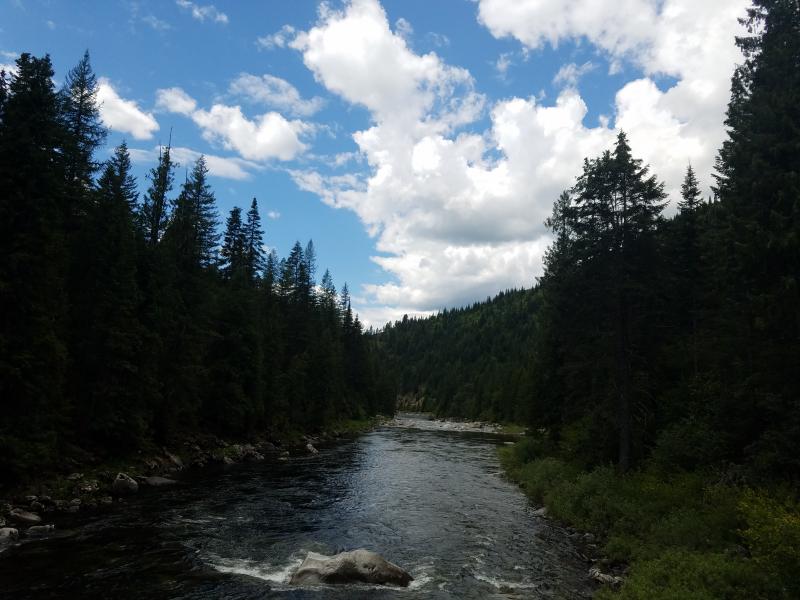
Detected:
left=500, top=436, right=800, bottom=599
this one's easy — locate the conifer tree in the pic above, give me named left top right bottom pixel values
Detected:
left=167, top=156, right=219, bottom=269
left=0, top=53, right=69, bottom=478
left=221, top=206, right=246, bottom=280
left=244, top=198, right=266, bottom=284
left=73, top=142, right=145, bottom=446
left=140, top=142, right=175, bottom=246
left=60, top=50, right=105, bottom=196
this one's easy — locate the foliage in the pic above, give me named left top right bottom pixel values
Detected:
left=0, top=51, right=393, bottom=484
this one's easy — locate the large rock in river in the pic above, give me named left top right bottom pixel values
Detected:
left=9, top=509, right=41, bottom=525
left=112, top=472, right=139, bottom=495
left=290, top=549, right=412, bottom=587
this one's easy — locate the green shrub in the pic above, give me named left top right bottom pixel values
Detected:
left=600, top=550, right=767, bottom=600
left=739, top=489, right=800, bottom=599
left=516, top=457, right=580, bottom=503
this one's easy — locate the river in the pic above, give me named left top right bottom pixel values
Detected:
left=0, top=414, right=593, bottom=599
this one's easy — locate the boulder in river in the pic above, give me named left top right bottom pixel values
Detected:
left=290, top=549, right=413, bottom=587
left=25, top=524, right=55, bottom=538
left=306, top=443, right=319, bottom=455
left=9, top=508, right=41, bottom=525
left=0, top=528, right=19, bottom=545
left=112, top=472, right=139, bottom=495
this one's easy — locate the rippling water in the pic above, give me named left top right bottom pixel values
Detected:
left=0, top=414, right=592, bottom=599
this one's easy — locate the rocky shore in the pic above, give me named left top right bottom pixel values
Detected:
left=0, top=420, right=384, bottom=554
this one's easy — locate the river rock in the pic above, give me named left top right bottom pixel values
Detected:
left=306, top=443, right=319, bottom=455
left=112, top=472, right=139, bottom=495
left=532, top=507, right=548, bottom=517
left=0, top=528, right=19, bottom=545
left=164, top=450, right=184, bottom=470
left=9, top=508, right=41, bottom=525
left=25, top=524, right=55, bottom=537
left=589, top=567, right=623, bottom=587
left=143, top=476, right=177, bottom=487
left=290, top=549, right=413, bottom=587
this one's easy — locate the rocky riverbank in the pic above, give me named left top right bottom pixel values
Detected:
left=0, top=418, right=386, bottom=553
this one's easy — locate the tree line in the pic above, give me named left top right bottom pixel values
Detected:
left=379, top=0, right=799, bottom=479
left=0, top=51, right=392, bottom=483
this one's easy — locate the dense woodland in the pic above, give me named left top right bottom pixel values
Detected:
left=380, top=0, right=799, bottom=480
left=0, top=51, right=392, bottom=483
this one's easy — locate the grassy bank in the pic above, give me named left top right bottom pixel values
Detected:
left=500, top=437, right=800, bottom=599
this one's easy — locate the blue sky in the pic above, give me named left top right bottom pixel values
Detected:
left=1, top=0, right=748, bottom=325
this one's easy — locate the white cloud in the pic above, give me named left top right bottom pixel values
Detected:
left=426, top=32, right=450, bottom=48
left=291, top=0, right=484, bottom=128
left=267, top=210, right=281, bottom=220
left=553, top=61, right=595, bottom=87
left=288, top=0, right=748, bottom=325
left=156, top=86, right=310, bottom=161
left=175, top=0, right=227, bottom=24
left=46, top=20, right=55, bottom=30
left=142, top=14, right=171, bottom=31
left=155, top=86, right=197, bottom=114
left=257, top=24, right=296, bottom=50
left=495, top=52, right=512, bottom=79
left=478, top=0, right=749, bottom=200
left=97, top=78, right=159, bottom=140
left=395, top=17, right=413, bottom=40
left=229, top=73, right=324, bottom=117
left=129, top=145, right=259, bottom=180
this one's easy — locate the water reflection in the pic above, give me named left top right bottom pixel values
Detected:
left=0, top=414, right=592, bottom=599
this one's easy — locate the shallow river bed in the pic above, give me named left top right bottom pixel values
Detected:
left=0, top=414, right=593, bottom=599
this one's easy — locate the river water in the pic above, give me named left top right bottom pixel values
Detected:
left=0, top=414, right=593, bottom=599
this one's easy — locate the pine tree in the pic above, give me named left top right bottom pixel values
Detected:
left=244, top=198, right=266, bottom=284
left=140, top=142, right=175, bottom=246
left=167, top=156, right=220, bottom=270
left=0, top=68, right=8, bottom=124
left=264, top=249, right=279, bottom=295
left=0, top=53, right=69, bottom=479
left=567, top=131, right=667, bottom=471
left=710, top=0, right=800, bottom=474
left=221, top=206, right=246, bottom=280
left=304, top=239, right=317, bottom=286
left=73, top=142, right=145, bottom=447
left=678, top=164, right=702, bottom=214
left=60, top=50, right=106, bottom=196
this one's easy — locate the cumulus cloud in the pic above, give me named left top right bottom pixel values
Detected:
left=155, top=86, right=197, bottom=114
left=155, top=86, right=310, bottom=161
left=229, top=73, right=324, bottom=117
left=267, top=210, right=281, bottom=220
left=175, top=0, right=227, bottom=24
left=553, top=61, right=595, bottom=87
left=395, top=17, right=413, bottom=40
left=97, top=78, right=159, bottom=140
left=288, top=0, right=748, bottom=325
left=129, top=145, right=260, bottom=180
left=478, top=0, right=749, bottom=199
left=257, top=24, right=296, bottom=50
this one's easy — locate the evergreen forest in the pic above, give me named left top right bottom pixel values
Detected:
left=0, top=51, right=391, bottom=483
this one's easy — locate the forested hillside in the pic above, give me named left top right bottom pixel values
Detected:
left=379, top=4, right=799, bottom=594
left=0, top=52, right=391, bottom=484
left=380, top=0, right=799, bottom=480
left=379, top=289, right=539, bottom=424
